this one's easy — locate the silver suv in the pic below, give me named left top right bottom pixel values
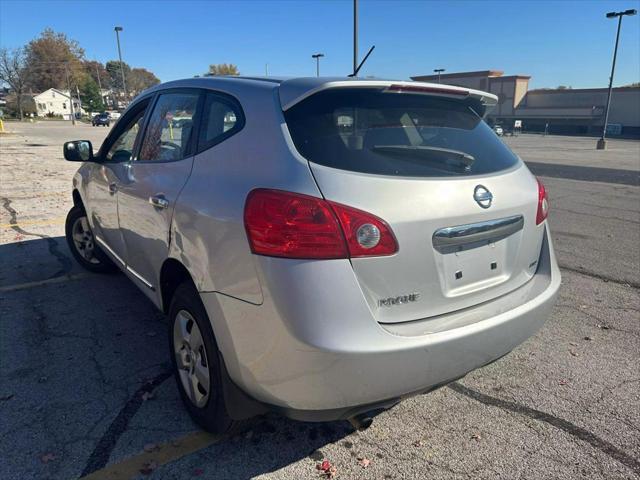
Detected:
left=63, top=77, right=560, bottom=433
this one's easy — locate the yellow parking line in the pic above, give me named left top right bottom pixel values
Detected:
left=80, top=431, right=223, bottom=480
left=0, top=273, right=92, bottom=293
left=0, top=217, right=66, bottom=229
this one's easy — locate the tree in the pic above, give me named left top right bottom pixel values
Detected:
left=128, top=67, right=160, bottom=96
left=83, top=60, right=111, bottom=90
left=106, top=59, right=131, bottom=92
left=79, top=76, right=104, bottom=113
left=623, top=82, right=640, bottom=88
left=25, top=28, right=85, bottom=92
left=0, top=47, right=30, bottom=120
left=5, top=92, right=36, bottom=118
left=207, top=63, right=239, bottom=76
left=556, top=85, right=572, bottom=90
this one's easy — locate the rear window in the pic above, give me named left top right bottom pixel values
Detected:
left=284, top=88, right=520, bottom=177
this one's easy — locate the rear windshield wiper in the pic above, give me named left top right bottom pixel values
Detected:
left=371, top=145, right=475, bottom=170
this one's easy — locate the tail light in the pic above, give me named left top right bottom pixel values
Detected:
left=244, top=189, right=398, bottom=259
left=536, top=178, right=549, bottom=225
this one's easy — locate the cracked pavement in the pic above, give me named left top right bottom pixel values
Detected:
left=0, top=123, right=638, bottom=479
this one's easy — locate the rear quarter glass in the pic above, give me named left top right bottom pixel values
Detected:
left=283, top=88, right=520, bottom=177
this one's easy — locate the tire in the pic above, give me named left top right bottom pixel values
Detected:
left=169, top=282, right=239, bottom=433
left=65, top=205, right=117, bottom=273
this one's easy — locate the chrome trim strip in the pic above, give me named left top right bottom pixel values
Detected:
left=433, top=215, right=524, bottom=251
left=126, top=265, right=155, bottom=290
left=95, top=236, right=125, bottom=266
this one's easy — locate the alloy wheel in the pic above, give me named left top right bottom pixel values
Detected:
left=71, top=216, right=100, bottom=264
left=173, top=310, right=211, bottom=407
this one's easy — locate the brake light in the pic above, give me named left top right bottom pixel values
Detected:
left=244, top=189, right=397, bottom=259
left=536, top=178, right=549, bottom=225
left=386, top=84, right=469, bottom=96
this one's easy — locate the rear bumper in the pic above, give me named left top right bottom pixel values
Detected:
left=201, top=225, right=560, bottom=421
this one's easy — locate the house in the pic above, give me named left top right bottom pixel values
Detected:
left=34, top=88, right=84, bottom=119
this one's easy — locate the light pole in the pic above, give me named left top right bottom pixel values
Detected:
left=114, top=26, right=128, bottom=104
left=434, top=68, right=445, bottom=84
left=312, top=53, right=325, bottom=77
left=353, top=0, right=358, bottom=75
left=597, top=9, right=637, bottom=150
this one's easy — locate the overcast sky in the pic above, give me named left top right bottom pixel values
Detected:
left=1, top=0, right=639, bottom=89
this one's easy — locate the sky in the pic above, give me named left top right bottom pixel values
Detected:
left=1, top=0, right=639, bottom=89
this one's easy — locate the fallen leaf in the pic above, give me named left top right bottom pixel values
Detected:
left=597, top=324, right=610, bottom=330
left=569, top=349, right=578, bottom=357
left=358, top=457, right=371, bottom=468
left=470, top=433, right=481, bottom=441
left=413, top=440, right=423, bottom=447
left=141, top=391, right=156, bottom=401
left=316, top=459, right=337, bottom=477
left=558, top=379, right=568, bottom=385
left=143, top=443, right=160, bottom=453
left=569, top=342, right=577, bottom=347
left=40, top=452, right=56, bottom=464
left=583, top=336, right=592, bottom=341
left=140, top=460, right=158, bottom=476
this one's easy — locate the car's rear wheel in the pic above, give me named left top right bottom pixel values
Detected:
left=169, top=282, right=238, bottom=433
left=65, top=205, right=116, bottom=273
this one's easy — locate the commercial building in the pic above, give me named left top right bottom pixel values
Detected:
left=411, top=70, right=640, bottom=137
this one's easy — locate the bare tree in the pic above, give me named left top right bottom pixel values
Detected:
left=0, top=47, right=30, bottom=120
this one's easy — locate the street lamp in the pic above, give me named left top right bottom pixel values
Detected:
left=312, top=53, right=325, bottom=77
left=114, top=26, right=128, bottom=103
left=597, top=8, right=637, bottom=150
left=434, top=68, right=445, bottom=84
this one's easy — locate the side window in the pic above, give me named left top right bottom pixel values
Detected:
left=197, top=93, right=243, bottom=151
left=138, top=92, right=199, bottom=162
left=105, top=107, right=147, bottom=162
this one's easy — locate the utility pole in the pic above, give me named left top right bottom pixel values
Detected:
left=64, top=65, right=76, bottom=125
left=114, top=26, right=128, bottom=104
left=312, top=53, right=325, bottom=77
left=597, top=9, right=636, bottom=150
left=353, top=0, right=358, bottom=75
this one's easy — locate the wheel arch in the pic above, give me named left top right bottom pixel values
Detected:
left=72, top=189, right=83, bottom=208
left=160, top=258, right=197, bottom=314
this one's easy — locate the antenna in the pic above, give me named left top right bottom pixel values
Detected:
left=349, top=45, right=375, bottom=77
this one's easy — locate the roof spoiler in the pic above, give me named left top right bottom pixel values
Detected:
left=279, top=79, right=499, bottom=117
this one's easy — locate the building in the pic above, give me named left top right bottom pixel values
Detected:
left=34, top=88, right=83, bottom=120
left=411, top=70, right=640, bottom=137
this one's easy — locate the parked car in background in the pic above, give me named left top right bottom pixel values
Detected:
left=493, top=124, right=504, bottom=136
left=62, top=76, right=560, bottom=433
left=92, top=112, right=110, bottom=127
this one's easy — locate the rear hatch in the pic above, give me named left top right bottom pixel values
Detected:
left=282, top=81, right=545, bottom=324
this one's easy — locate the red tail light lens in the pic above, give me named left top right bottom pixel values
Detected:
left=244, top=189, right=398, bottom=259
left=328, top=201, right=398, bottom=257
left=536, top=178, right=549, bottom=225
left=244, top=189, right=347, bottom=259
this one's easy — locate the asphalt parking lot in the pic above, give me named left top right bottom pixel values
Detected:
left=1, top=121, right=639, bottom=480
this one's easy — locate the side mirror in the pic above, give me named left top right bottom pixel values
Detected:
left=64, top=140, right=94, bottom=162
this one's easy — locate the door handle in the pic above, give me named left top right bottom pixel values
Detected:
left=149, top=194, right=169, bottom=209
left=108, top=183, right=118, bottom=195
